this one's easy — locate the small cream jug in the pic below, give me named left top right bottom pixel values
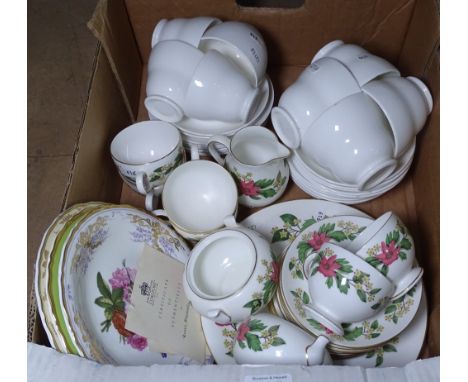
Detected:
left=208, top=126, right=290, bottom=208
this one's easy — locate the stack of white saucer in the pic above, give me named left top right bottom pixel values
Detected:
left=145, top=18, right=274, bottom=157
left=271, top=40, right=433, bottom=204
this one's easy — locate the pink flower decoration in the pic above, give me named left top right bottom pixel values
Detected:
left=318, top=254, right=341, bottom=278
left=320, top=324, right=334, bottom=335
left=127, top=334, right=148, bottom=351
left=239, top=179, right=260, bottom=197
left=236, top=322, right=250, bottom=341
left=270, top=261, right=280, bottom=284
left=376, top=241, right=400, bottom=266
left=308, top=232, right=330, bottom=251
left=109, top=267, right=137, bottom=303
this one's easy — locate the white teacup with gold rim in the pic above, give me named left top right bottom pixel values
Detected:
left=232, top=313, right=332, bottom=366
left=183, top=216, right=279, bottom=324
left=110, top=121, right=185, bottom=195
left=347, top=211, right=423, bottom=299
left=302, top=242, right=395, bottom=336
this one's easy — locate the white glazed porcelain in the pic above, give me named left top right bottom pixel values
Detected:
left=208, top=126, right=290, bottom=208
left=302, top=243, right=395, bottom=335
left=312, top=40, right=400, bottom=86
left=349, top=212, right=423, bottom=299
left=363, top=76, right=433, bottom=156
left=184, top=50, right=261, bottom=123
left=183, top=217, right=279, bottom=323
left=232, top=313, right=332, bottom=366
left=110, top=121, right=184, bottom=195
left=199, top=21, right=267, bottom=87
left=301, top=92, right=397, bottom=190
left=152, top=160, right=238, bottom=239
left=151, top=17, right=221, bottom=48
left=145, top=40, right=204, bottom=122
left=271, top=57, right=361, bottom=149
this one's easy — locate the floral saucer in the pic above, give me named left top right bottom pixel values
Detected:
left=281, top=218, right=423, bottom=349
left=335, top=288, right=427, bottom=367
left=52, top=206, right=205, bottom=365
left=240, top=199, right=371, bottom=257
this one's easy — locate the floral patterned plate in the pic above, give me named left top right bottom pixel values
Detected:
left=240, top=199, right=371, bottom=257
left=56, top=206, right=203, bottom=365
left=281, top=218, right=423, bottom=349
left=335, top=287, right=427, bottom=367
left=35, top=202, right=107, bottom=354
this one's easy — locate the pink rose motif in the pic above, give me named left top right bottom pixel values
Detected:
left=127, top=334, right=148, bottom=351
left=270, top=261, right=280, bottom=284
left=376, top=241, right=400, bottom=266
left=308, top=232, right=330, bottom=251
left=236, top=321, right=250, bottom=342
left=320, top=323, right=334, bottom=335
left=239, top=179, right=260, bottom=197
left=318, top=254, right=341, bottom=278
left=109, top=267, right=137, bottom=303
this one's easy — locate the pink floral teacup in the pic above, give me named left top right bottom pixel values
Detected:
left=207, top=126, right=290, bottom=208
left=302, top=243, right=395, bottom=336
left=348, top=212, right=423, bottom=299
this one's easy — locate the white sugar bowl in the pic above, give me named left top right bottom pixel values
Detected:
left=233, top=313, right=332, bottom=366
left=183, top=217, right=279, bottom=324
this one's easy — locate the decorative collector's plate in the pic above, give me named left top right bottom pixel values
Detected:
left=240, top=199, right=371, bottom=256
left=280, top=217, right=423, bottom=349
left=52, top=206, right=204, bottom=366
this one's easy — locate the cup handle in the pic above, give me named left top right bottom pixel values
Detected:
left=207, top=135, right=231, bottom=166
left=190, top=144, right=200, bottom=161
left=305, top=335, right=329, bottom=366
left=144, top=185, right=164, bottom=212
left=223, top=215, right=238, bottom=228
left=136, top=172, right=150, bottom=194
left=302, top=254, right=318, bottom=280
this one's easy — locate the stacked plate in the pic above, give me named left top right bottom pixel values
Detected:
left=199, top=200, right=427, bottom=368
left=288, top=138, right=416, bottom=204
left=149, top=75, right=274, bottom=156
left=34, top=202, right=213, bottom=366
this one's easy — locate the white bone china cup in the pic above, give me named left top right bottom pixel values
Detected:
left=347, top=212, right=423, bottom=299
left=233, top=313, right=332, bottom=365
left=271, top=57, right=361, bottom=149
left=363, top=76, right=433, bottom=157
left=151, top=160, right=238, bottom=239
left=151, top=17, right=221, bottom=48
left=302, top=242, right=395, bottom=335
left=312, top=40, right=400, bottom=86
left=300, top=92, right=397, bottom=190
left=145, top=40, right=204, bottom=122
left=199, top=21, right=268, bottom=87
left=183, top=50, right=262, bottom=123
left=110, top=121, right=184, bottom=195
left=183, top=217, right=278, bottom=323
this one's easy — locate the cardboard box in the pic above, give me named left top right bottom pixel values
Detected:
left=28, top=0, right=439, bottom=368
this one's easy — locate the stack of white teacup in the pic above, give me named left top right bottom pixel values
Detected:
left=145, top=17, right=274, bottom=157
left=271, top=40, right=433, bottom=204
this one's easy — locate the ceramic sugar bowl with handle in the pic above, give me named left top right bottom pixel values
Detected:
left=208, top=126, right=290, bottom=208
left=183, top=216, right=280, bottom=324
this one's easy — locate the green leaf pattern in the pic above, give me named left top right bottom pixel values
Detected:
left=236, top=319, right=287, bottom=352
left=232, top=168, right=287, bottom=200
left=365, top=337, right=399, bottom=367
left=149, top=150, right=184, bottom=183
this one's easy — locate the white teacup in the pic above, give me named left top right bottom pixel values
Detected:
left=199, top=21, right=267, bottom=87
left=301, top=92, right=397, bottom=190
left=110, top=121, right=184, bottom=195
left=302, top=243, right=395, bottom=335
left=233, top=313, right=332, bottom=366
left=184, top=50, right=261, bottom=123
left=145, top=40, right=204, bottom=122
left=312, top=40, right=400, bottom=86
left=151, top=160, right=238, bottom=240
left=363, top=76, right=433, bottom=157
left=183, top=218, right=278, bottom=323
left=271, top=57, right=361, bottom=149
left=151, top=17, right=221, bottom=48
left=347, top=212, right=423, bottom=299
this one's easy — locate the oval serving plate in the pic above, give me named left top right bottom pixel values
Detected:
left=57, top=206, right=201, bottom=365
